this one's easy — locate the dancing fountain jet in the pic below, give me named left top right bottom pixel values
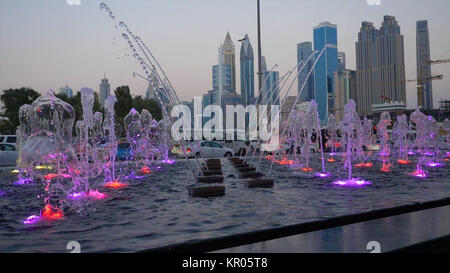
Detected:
left=393, top=114, right=410, bottom=164
left=332, top=99, right=371, bottom=187
left=377, top=112, right=391, bottom=172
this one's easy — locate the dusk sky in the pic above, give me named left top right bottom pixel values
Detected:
left=1, top=0, right=450, bottom=109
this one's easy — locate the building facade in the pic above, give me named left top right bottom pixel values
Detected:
left=212, top=64, right=232, bottom=91
left=313, top=22, right=338, bottom=124
left=223, top=32, right=236, bottom=94
left=416, top=20, right=433, bottom=110
left=297, top=42, right=315, bottom=102
left=374, top=15, right=406, bottom=105
left=59, top=85, right=73, bottom=98
left=334, top=69, right=356, bottom=121
left=240, top=34, right=255, bottom=106
left=99, top=76, right=110, bottom=107
left=355, top=21, right=378, bottom=116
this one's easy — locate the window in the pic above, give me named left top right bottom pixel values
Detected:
left=210, top=142, right=222, bottom=148
left=0, top=137, right=4, bottom=142
left=200, top=142, right=210, bottom=147
left=6, top=136, right=17, bottom=143
left=1, top=144, right=15, bottom=151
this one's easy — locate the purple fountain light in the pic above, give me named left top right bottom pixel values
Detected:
left=23, top=215, right=41, bottom=225
left=331, top=178, right=372, bottom=188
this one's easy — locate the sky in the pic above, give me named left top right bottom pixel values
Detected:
left=1, top=0, right=450, bottom=110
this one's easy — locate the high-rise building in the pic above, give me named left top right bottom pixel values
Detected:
left=212, top=64, right=232, bottom=91
left=338, top=52, right=346, bottom=72
left=356, top=21, right=378, bottom=116
left=99, top=76, right=110, bottom=107
left=263, top=70, right=280, bottom=105
left=313, top=22, right=338, bottom=124
left=374, top=15, right=406, bottom=105
left=240, top=34, right=255, bottom=106
left=297, top=42, right=315, bottom=102
left=334, top=69, right=356, bottom=121
left=416, top=20, right=433, bottom=110
left=223, top=32, right=236, bottom=93
left=59, top=85, right=73, bottom=98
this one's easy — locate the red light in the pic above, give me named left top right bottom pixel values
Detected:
left=104, top=180, right=127, bottom=189
left=397, top=159, right=411, bottom=164
left=41, top=204, right=64, bottom=220
left=327, top=158, right=335, bottom=162
left=186, top=148, right=191, bottom=153
left=302, top=167, right=313, bottom=172
left=44, top=173, right=58, bottom=180
left=141, top=166, right=152, bottom=174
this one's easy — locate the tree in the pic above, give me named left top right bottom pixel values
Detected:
left=132, top=95, right=162, bottom=121
left=0, top=87, right=40, bottom=134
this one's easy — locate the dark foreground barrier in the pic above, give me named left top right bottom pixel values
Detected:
left=140, top=197, right=450, bottom=253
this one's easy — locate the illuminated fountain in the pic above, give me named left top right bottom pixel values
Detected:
left=377, top=111, right=392, bottom=172
left=103, top=95, right=126, bottom=189
left=332, top=99, right=371, bottom=187
left=392, top=114, right=411, bottom=165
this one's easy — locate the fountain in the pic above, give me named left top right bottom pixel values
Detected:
left=377, top=111, right=392, bottom=172
left=332, top=99, right=371, bottom=187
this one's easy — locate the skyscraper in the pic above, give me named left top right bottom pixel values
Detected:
left=356, top=21, right=378, bottom=116
left=334, top=69, right=356, bottom=121
left=223, top=32, right=236, bottom=93
left=313, top=22, right=338, bottom=123
left=416, top=20, right=433, bottom=110
left=338, top=52, right=346, bottom=72
left=59, top=85, right=73, bottom=98
left=374, top=15, right=406, bottom=105
left=99, top=75, right=110, bottom=107
left=212, top=64, right=232, bottom=91
left=240, top=34, right=255, bottom=106
left=297, top=42, right=315, bottom=102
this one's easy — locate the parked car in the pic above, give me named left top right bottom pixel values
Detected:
left=0, top=143, right=18, bottom=166
left=185, top=141, right=234, bottom=158
left=0, top=135, right=17, bottom=146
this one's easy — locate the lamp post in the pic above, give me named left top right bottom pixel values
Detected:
left=257, top=0, right=263, bottom=97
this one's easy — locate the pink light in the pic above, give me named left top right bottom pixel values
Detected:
left=329, top=153, right=337, bottom=156
left=315, top=172, right=331, bottom=178
left=423, top=152, right=434, bottom=156
left=410, top=168, right=427, bottom=178
left=163, top=159, right=175, bottom=164
left=427, top=162, right=443, bottom=167
left=23, top=215, right=41, bottom=225
left=408, top=151, right=416, bottom=155
left=331, top=178, right=372, bottom=187
left=86, top=189, right=107, bottom=200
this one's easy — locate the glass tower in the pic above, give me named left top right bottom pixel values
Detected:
left=240, top=34, right=255, bottom=106
left=313, top=22, right=338, bottom=124
left=416, top=20, right=433, bottom=110
left=297, top=42, right=315, bottom=102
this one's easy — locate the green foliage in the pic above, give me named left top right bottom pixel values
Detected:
left=0, top=87, right=40, bottom=134
left=113, top=86, right=163, bottom=137
left=1, top=85, right=162, bottom=137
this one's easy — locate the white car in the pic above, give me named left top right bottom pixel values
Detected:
left=186, top=141, right=234, bottom=158
left=0, top=143, right=18, bottom=166
left=0, top=135, right=17, bottom=146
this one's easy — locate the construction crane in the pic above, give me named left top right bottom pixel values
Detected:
left=416, top=58, right=450, bottom=109
left=376, top=74, right=443, bottom=103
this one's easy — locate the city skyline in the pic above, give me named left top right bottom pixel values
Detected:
left=1, top=0, right=450, bottom=110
